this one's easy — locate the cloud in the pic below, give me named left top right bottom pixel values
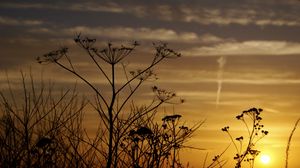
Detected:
left=222, top=78, right=300, bottom=85
left=63, top=26, right=225, bottom=43
left=264, top=108, right=280, bottom=113
left=216, top=56, right=226, bottom=107
left=252, top=0, right=300, bottom=6
left=180, top=6, right=300, bottom=26
left=199, top=34, right=225, bottom=43
left=0, top=16, right=43, bottom=26
left=0, top=3, right=56, bottom=10
left=3, top=1, right=299, bottom=27
left=158, top=69, right=300, bottom=85
left=27, top=24, right=225, bottom=44
left=0, top=2, right=148, bottom=19
left=106, top=2, right=300, bottom=27
left=183, top=41, right=300, bottom=56
left=154, top=5, right=173, bottom=21
left=68, top=2, right=124, bottom=13
left=164, top=76, right=300, bottom=85
left=7, top=38, right=42, bottom=45
left=181, top=7, right=248, bottom=25
left=0, top=2, right=124, bottom=13
left=177, top=91, right=263, bottom=99
left=66, top=26, right=197, bottom=42
left=255, top=19, right=299, bottom=26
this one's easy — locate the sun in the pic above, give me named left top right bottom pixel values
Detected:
left=260, top=154, right=271, bottom=164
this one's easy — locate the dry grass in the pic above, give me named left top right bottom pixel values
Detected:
left=285, top=118, right=300, bottom=168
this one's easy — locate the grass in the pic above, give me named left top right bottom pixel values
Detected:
left=285, top=118, right=300, bottom=168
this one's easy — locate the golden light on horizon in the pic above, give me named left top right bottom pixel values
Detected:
left=260, top=154, right=271, bottom=165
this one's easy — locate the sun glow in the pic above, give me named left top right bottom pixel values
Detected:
left=260, top=154, right=271, bottom=164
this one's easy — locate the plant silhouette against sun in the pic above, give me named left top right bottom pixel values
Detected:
left=36, top=34, right=202, bottom=168
left=221, top=108, right=268, bottom=168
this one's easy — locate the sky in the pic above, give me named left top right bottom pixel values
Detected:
left=1, top=0, right=300, bottom=167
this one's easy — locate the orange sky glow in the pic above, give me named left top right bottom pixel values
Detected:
left=1, top=0, right=300, bottom=167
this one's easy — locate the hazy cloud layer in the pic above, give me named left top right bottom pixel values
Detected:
left=0, top=16, right=43, bottom=26
left=1, top=1, right=300, bottom=27
left=183, top=41, right=300, bottom=56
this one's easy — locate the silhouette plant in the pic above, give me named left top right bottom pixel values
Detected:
left=285, top=118, right=300, bottom=168
left=120, top=111, right=203, bottom=168
left=0, top=73, right=92, bottom=167
left=204, top=145, right=229, bottom=168
left=221, top=108, right=268, bottom=168
left=36, top=34, right=201, bottom=168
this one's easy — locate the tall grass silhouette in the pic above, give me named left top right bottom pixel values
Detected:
left=285, top=118, right=300, bottom=168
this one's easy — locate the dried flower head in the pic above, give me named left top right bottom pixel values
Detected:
left=153, top=87, right=176, bottom=102
left=153, top=43, right=181, bottom=59
left=162, top=114, right=182, bottom=122
left=37, top=47, right=68, bottom=64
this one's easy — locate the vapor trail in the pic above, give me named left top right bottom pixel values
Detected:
left=216, top=56, right=226, bottom=107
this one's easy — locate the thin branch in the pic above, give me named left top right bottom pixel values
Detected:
left=55, top=60, right=109, bottom=109
left=116, top=57, right=164, bottom=95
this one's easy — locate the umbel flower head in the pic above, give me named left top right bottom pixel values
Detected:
left=74, top=33, right=138, bottom=64
left=162, top=114, right=182, bottom=122
left=37, top=47, right=68, bottom=64
left=153, top=42, right=181, bottom=58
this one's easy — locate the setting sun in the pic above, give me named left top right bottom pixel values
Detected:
left=260, top=154, right=271, bottom=165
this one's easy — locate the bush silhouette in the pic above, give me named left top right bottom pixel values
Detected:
left=0, top=73, right=89, bottom=167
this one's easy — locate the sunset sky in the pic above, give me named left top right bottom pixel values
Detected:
left=1, top=0, right=300, bottom=167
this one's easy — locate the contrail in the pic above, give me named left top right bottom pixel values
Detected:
left=216, top=56, right=226, bottom=107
